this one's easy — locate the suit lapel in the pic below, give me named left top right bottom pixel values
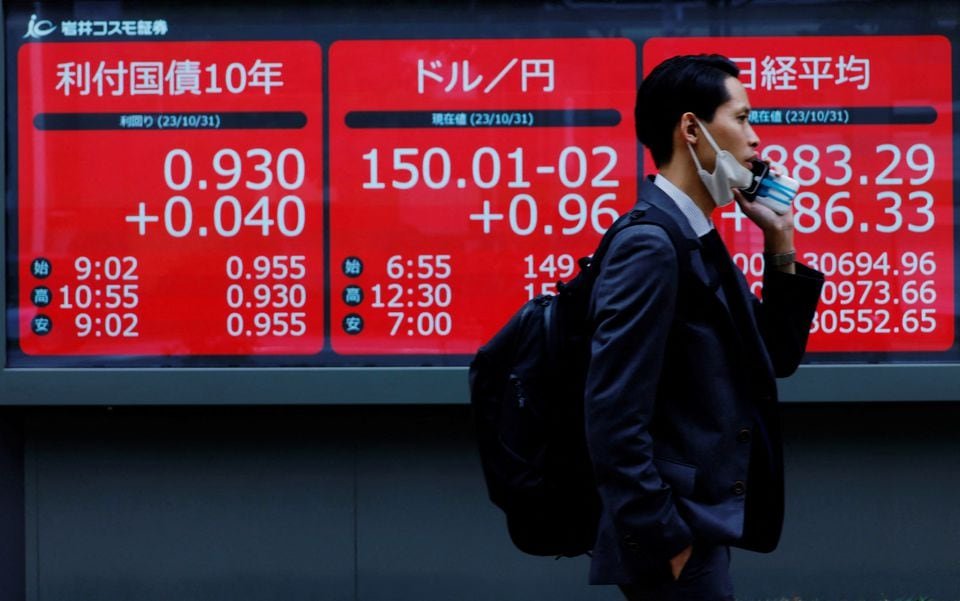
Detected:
left=639, top=179, right=773, bottom=378
left=638, top=180, right=731, bottom=316
left=727, top=264, right=775, bottom=378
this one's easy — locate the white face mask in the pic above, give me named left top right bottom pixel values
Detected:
left=687, top=118, right=754, bottom=208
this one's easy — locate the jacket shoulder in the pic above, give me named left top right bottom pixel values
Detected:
left=601, top=221, right=678, bottom=271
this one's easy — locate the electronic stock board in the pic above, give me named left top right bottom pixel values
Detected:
left=3, top=1, right=958, bottom=402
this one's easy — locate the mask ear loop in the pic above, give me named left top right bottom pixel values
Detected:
left=687, top=142, right=706, bottom=172
left=695, top=118, right=723, bottom=154
left=687, top=118, right=721, bottom=173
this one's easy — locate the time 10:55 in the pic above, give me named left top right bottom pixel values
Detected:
left=59, top=284, right=138, bottom=310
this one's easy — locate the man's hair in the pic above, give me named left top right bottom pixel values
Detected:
left=635, top=54, right=740, bottom=167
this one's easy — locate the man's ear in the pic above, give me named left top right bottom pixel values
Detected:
left=679, top=112, right=700, bottom=145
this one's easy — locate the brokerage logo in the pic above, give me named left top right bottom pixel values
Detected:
left=24, top=14, right=56, bottom=39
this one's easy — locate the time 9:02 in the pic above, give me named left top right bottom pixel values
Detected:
left=75, top=256, right=138, bottom=281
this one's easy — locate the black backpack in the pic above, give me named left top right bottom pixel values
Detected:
left=468, top=204, right=694, bottom=557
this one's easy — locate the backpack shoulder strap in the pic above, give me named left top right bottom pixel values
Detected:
left=629, top=204, right=699, bottom=277
left=586, top=204, right=699, bottom=281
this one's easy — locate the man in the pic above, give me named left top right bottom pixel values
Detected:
left=584, top=54, right=824, bottom=600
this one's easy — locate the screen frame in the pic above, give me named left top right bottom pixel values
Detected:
left=3, top=364, right=960, bottom=404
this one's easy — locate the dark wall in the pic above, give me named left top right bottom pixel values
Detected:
left=0, top=413, right=25, bottom=601
left=4, top=403, right=960, bottom=601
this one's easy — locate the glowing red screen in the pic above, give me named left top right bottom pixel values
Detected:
left=646, top=36, right=953, bottom=352
left=328, top=38, right=637, bottom=354
left=18, top=41, right=325, bottom=354
left=14, top=34, right=955, bottom=360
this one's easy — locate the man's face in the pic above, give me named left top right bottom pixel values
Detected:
left=697, top=76, right=760, bottom=171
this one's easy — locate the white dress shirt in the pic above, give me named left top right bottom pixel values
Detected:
left=653, top=173, right=714, bottom=237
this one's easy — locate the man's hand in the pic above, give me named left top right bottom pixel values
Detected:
left=734, top=189, right=796, bottom=273
left=669, top=545, right=693, bottom=580
left=733, top=189, right=794, bottom=250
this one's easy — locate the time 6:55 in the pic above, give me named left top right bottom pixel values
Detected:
left=386, top=255, right=452, bottom=279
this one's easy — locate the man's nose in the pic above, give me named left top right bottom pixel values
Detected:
left=747, top=124, right=760, bottom=148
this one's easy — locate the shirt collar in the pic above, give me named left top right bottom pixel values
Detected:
left=653, top=173, right=714, bottom=237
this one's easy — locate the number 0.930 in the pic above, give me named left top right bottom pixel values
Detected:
left=164, top=148, right=306, bottom=191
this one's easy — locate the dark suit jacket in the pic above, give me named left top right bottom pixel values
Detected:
left=584, top=178, right=823, bottom=584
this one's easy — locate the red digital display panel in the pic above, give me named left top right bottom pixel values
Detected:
left=328, top=39, right=637, bottom=354
left=17, top=41, right=325, bottom=355
left=10, top=30, right=955, bottom=363
left=645, top=36, right=954, bottom=352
